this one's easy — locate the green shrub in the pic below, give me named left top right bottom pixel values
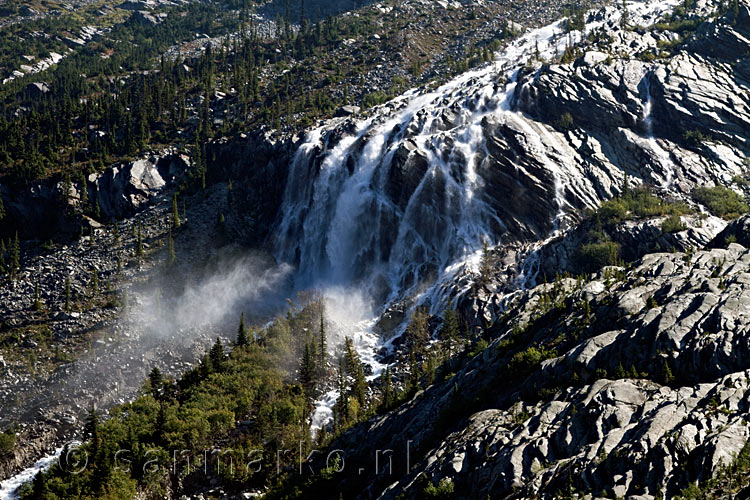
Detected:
left=683, top=129, right=710, bottom=146
left=507, top=346, right=558, bottom=377
left=576, top=241, right=622, bottom=273
left=0, top=430, right=15, bottom=454
left=692, top=186, right=749, bottom=219
left=556, top=112, right=574, bottom=131
left=423, top=478, right=455, bottom=499
left=661, top=214, right=686, bottom=233
left=467, top=338, right=489, bottom=358
left=597, top=188, right=692, bottom=225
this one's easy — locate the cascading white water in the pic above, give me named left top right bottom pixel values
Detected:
left=273, top=0, right=686, bottom=430
left=641, top=70, right=676, bottom=187
left=274, top=18, right=582, bottom=308
left=0, top=448, right=63, bottom=500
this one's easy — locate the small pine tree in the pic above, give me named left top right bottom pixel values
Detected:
left=84, top=405, right=99, bottom=442
left=318, top=309, right=327, bottom=370
left=209, top=337, right=225, bottom=370
left=479, top=241, right=493, bottom=285
left=149, top=367, right=163, bottom=400
left=620, top=0, right=630, bottom=27
left=64, top=276, right=71, bottom=312
left=79, top=172, right=88, bottom=207
left=90, top=269, right=99, bottom=296
left=0, top=195, right=5, bottom=222
left=167, top=230, right=176, bottom=267
left=116, top=254, right=122, bottom=274
left=441, top=308, right=460, bottom=354
left=334, top=357, right=348, bottom=431
left=136, top=222, right=143, bottom=259
left=406, top=307, right=430, bottom=353
left=33, top=283, right=42, bottom=311
left=300, top=342, right=317, bottom=400
left=113, top=220, right=120, bottom=241
left=380, top=366, right=393, bottom=410
left=663, top=360, right=675, bottom=385
left=408, top=350, right=420, bottom=391
left=0, top=239, right=6, bottom=273
left=172, top=193, right=180, bottom=228
left=236, top=312, right=249, bottom=347
left=10, top=232, right=20, bottom=278
left=31, top=470, right=48, bottom=499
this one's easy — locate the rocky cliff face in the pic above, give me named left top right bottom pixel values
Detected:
left=518, top=0, right=749, bottom=194
left=286, top=1, right=750, bottom=498
left=0, top=151, right=191, bottom=241
left=323, top=243, right=750, bottom=499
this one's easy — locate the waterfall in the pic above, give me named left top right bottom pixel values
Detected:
left=641, top=70, right=676, bottom=188
left=0, top=448, right=63, bottom=500
left=273, top=18, right=586, bottom=308
left=272, top=0, right=687, bottom=431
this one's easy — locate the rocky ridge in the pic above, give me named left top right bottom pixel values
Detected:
left=323, top=243, right=750, bottom=499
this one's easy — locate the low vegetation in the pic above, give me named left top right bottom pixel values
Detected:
left=574, top=184, right=693, bottom=273
left=692, top=186, right=750, bottom=220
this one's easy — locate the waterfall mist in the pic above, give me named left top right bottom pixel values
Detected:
left=128, top=252, right=294, bottom=341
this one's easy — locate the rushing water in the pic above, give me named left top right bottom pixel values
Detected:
left=281, top=0, right=684, bottom=430
left=0, top=448, right=63, bottom=500
left=641, top=69, right=676, bottom=187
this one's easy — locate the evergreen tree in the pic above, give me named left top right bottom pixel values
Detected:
left=167, top=229, right=176, bottom=267
left=0, top=239, right=6, bottom=273
left=408, top=350, right=420, bottom=391
left=209, top=337, right=225, bottom=370
left=79, top=171, right=88, bottom=207
left=113, top=220, right=120, bottom=242
left=136, top=222, right=143, bottom=259
left=380, top=366, right=392, bottom=410
left=441, top=308, right=460, bottom=354
left=149, top=367, right=163, bottom=400
left=620, top=0, right=630, bottom=28
left=62, top=173, right=72, bottom=204
left=318, top=309, right=327, bottom=370
left=236, top=312, right=250, bottom=346
left=299, top=342, right=317, bottom=400
left=64, top=276, right=71, bottom=312
left=344, top=337, right=366, bottom=407
left=33, top=282, right=42, bottom=311
left=10, top=231, right=20, bottom=278
left=31, top=470, right=48, bottom=500
left=425, top=351, right=438, bottom=386
left=0, top=195, right=4, bottom=222
left=90, top=268, right=99, bottom=296
left=84, top=405, right=100, bottom=447
left=479, top=241, right=492, bottom=285
left=333, top=357, right=348, bottom=431
left=172, top=193, right=180, bottom=228
left=406, top=307, right=430, bottom=352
